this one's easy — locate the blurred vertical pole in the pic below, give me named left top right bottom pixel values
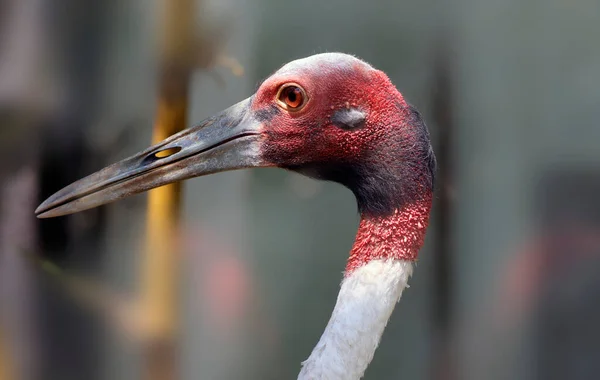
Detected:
left=431, top=38, right=456, bottom=380
left=143, top=1, right=195, bottom=379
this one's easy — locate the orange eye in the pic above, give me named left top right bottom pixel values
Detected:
left=276, top=84, right=307, bottom=111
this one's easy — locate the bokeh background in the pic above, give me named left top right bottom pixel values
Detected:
left=1, top=0, right=600, bottom=379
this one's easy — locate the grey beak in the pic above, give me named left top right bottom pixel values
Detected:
left=36, top=97, right=267, bottom=218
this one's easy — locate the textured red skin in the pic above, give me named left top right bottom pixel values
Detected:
left=346, top=194, right=432, bottom=274
left=252, top=60, right=432, bottom=274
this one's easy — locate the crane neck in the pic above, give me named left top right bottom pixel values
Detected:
left=346, top=194, right=432, bottom=274
left=298, top=196, right=432, bottom=379
left=298, top=260, right=413, bottom=380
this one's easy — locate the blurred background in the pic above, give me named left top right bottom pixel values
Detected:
left=1, top=0, right=600, bottom=379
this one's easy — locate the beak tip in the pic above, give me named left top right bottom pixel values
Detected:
left=34, top=207, right=49, bottom=219
left=35, top=207, right=64, bottom=219
left=34, top=205, right=44, bottom=217
left=35, top=198, right=58, bottom=218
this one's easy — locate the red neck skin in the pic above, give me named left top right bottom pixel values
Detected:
left=345, top=193, right=433, bottom=274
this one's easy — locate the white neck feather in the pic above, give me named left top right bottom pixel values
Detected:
left=298, top=259, right=413, bottom=380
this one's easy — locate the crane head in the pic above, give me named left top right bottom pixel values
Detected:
left=36, top=53, right=435, bottom=218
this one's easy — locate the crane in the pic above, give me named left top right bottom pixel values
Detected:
left=36, top=53, right=436, bottom=380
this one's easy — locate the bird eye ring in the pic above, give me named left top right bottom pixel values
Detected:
left=276, top=84, right=307, bottom=111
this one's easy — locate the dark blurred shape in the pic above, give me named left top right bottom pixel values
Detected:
left=38, top=121, right=96, bottom=261
left=535, top=168, right=600, bottom=230
left=532, top=167, right=600, bottom=380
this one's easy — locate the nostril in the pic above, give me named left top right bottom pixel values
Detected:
left=142, top=147, right=182, bottom=165
left=154, top=147, right=182, bottom=158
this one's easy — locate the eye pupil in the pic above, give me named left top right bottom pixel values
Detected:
left=287, top=90, right=297, bottom=103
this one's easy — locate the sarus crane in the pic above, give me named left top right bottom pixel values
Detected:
left=36, top=53, right=436, bottom=380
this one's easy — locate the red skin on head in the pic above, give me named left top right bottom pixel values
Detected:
left=253, top=63, right=409, bottom=167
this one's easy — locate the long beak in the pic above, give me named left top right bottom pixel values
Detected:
left=36, top=97, right=267, bottom=218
